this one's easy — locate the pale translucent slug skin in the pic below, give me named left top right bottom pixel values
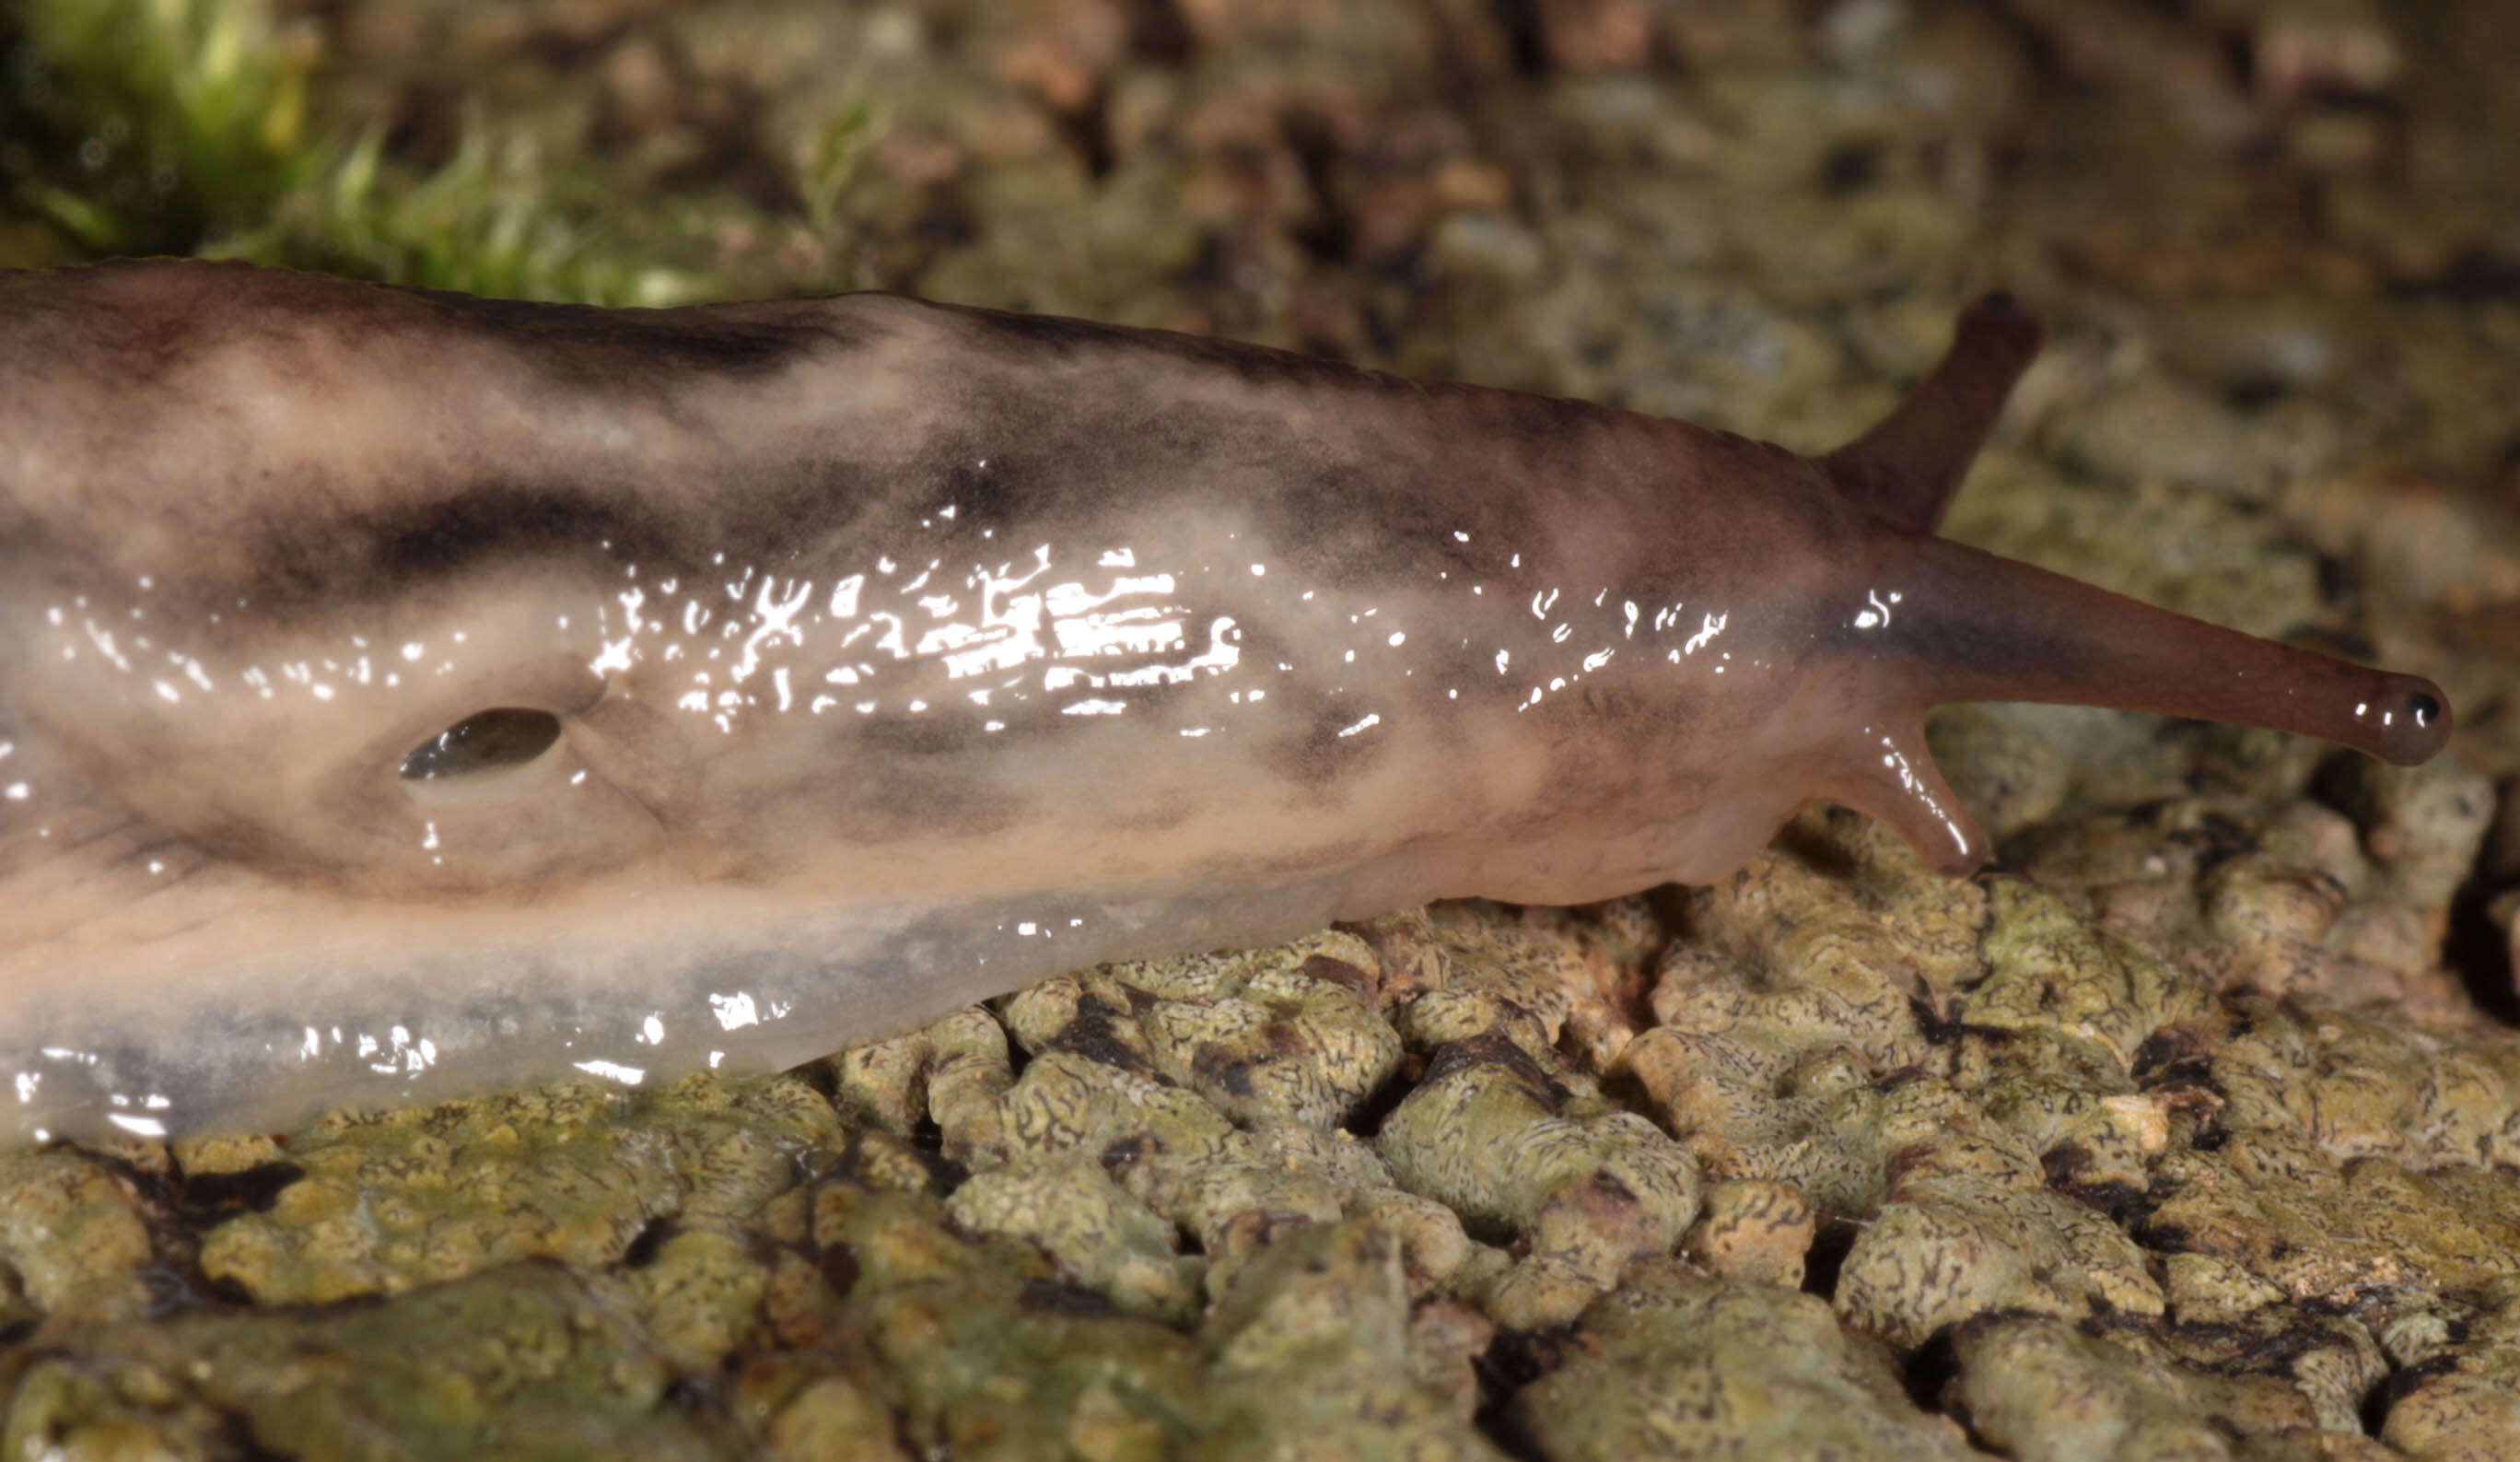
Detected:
left=0, top=262, right=2449, bottom=1140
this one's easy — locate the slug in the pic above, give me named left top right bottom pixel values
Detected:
left=0, top=260, right=2448, bottom=1140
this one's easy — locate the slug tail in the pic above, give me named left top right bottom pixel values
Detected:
left=1883, top=536, right=2451, bottom=766
left=1825, top=293, right=2044, bottom=534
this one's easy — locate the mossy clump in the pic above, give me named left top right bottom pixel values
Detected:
left=2, top=0, right=314, bottom=258
left=1, top=0, right=873, bottom=302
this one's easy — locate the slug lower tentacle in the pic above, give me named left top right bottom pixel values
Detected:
left=0, top=260, right=2450, bottom=1139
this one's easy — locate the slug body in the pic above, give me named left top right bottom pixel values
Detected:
left=0, top=262, right=2448, bottom=1140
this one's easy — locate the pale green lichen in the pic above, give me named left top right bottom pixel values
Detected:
left=1949, top=1313, right=2334, bottom=1461
left=2143, top=1126, right=2520, bottom=1301
left=1082, top=930, right=1404, bottom=1130
left=2378, top=1281, right=2520, bottom=1459
left=0, top=1149, right=158, bottom=1324
left=1197, top=1220, right=1500, bottom=1462
left=945, top=1155, right=1205, bottom=1324
left=1511, top=1260, right=1974, bottom=1460
left=197, top=1072, right=839, bottom=1306
left=1679, top=1177, right=1815, bottom=1289
left=1836, top=1173, right=2164, bottom=1351
left=1378, top=1030, right=1702, bottom=1329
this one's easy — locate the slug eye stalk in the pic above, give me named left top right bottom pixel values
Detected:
left=1889, top=535, right=2450, bottom=767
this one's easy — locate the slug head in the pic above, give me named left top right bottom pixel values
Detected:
left=1800, top=291, right=2452, bottom=876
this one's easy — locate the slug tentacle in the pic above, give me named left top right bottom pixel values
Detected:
left=1880, top=534, right=2451, bottom=766
left=1823, top=291, right=2045, bottom=534
left=1822, top=713, right=1987, bottom=876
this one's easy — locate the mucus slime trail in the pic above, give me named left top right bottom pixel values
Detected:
left=0, top=261, right=2448, bottom=1140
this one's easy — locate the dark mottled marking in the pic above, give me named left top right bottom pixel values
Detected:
left=1537, top=701, right=1726, bottom=813
left=817, top=1242, right=860, bottom=1294
left=950, top=292, right=1687, bottom=462
left=169, top=807, right=330, bottom=872
left=1905, top=993, right=1966, bottom=1046
left=1105, top=794, right=1196, bottom=835
left=1040, top=989, right=1161, bottom=1077
left=2129, top=1047, right=2219, bottom=1095
left=1253, top=459, right=1503, bottom=590
left=1191, top=1019, right=1310, bottom=1099
left=1199, top=1047, right=1261, bottom=1099
left=1880, top=1140, right=1942, bottom=1195
left=368, top=485, right=647, bottom=581
left=2036, top=1143, right=2142, bottom=1215
left=2167, top=812, right=2256, bottom=872
left=846, top=712, right=987, bottom=762
left=1019, top=1279, right=1126, bottom=1317
left=1573, top=1170, right=1640, bottom=1209
left=1261, top=696, right=1391, bottom=796
left=1838, top=602, right=2090, bottom=687
left=1101, top=1133, right=1154, bottom=1169
left=406, top=288, right=858, bottom=384
left=2133, top=1214, right=2200, bottom=1253
left=619, top=1215, right=679, bottom=1267
left=935, top=300, right=1639, bottom=585
left=796, top=759, right=1025, bottom=847
left=173, top=1161, right=305, bottom=1229
left=1297, top=953, right=1377, bottom=1006
left=1416, top=1031, right=1571, bottom=1111
left=945, top=301, right=1397, bottom=392
left=237, top=479, right=679, bottom=610
left=937, top=450, right=1022, bottom=536
left=827, top=1125, right=968, bottom=1192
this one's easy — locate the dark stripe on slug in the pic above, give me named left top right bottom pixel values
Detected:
left=798, top=761, right=1027, bottom=846
left=412, top=289, right=859, bottom=384
left=945, top=302, right=1392, bottom=392
left=242, top=481, right=679, bottom=604
left=1825, top=602, right=2088, bottom=688
left=368, top=484, right=652, bottom=580
left=1262, top=696, right=1392, bottom=796
left=936, top=291, right=1695, bottom=475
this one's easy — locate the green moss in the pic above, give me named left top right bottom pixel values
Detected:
left=3, top=0, right=314, bottom=255
left=214, top=122, right=709, bottom=306
left=2, top=0, right=871, bottom=302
